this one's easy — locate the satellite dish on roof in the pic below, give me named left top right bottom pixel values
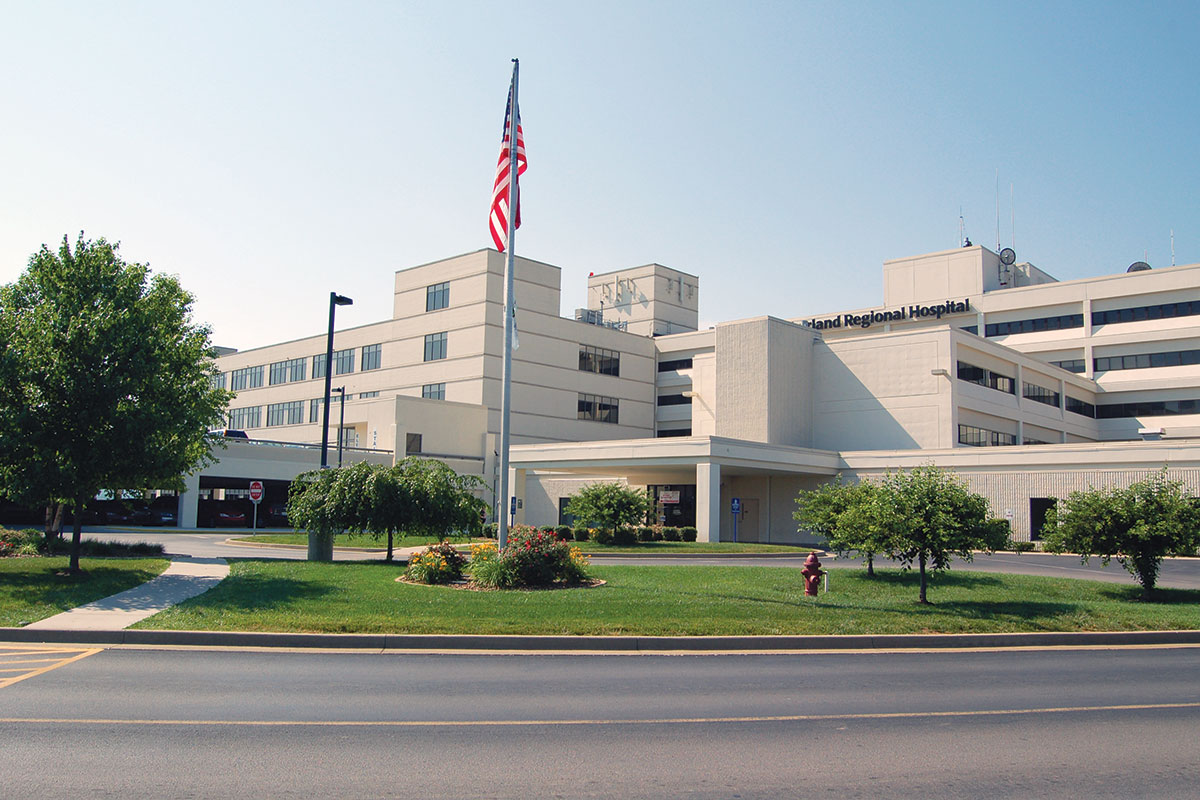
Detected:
left=999, top=248, right=1016, bottom=266
left=1127, top=261, right=1151, bottom=272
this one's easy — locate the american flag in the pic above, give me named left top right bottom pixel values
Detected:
left=489, top=84, right=527, bottom=252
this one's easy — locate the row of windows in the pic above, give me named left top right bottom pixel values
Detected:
left=1022, top=382, right=1060, bottom=408
left=957, top=361, right=1015, bottom=394
left=1092, top=300, right=1200, bottom=326
left=656, top=393, right=692, bottom=406
left=230, top=344, right=384, bottom=392
left=656, top=428, right=692, bottom=437
left=985, top=313, right=1084, bottom=337
left=1066, top=396, right=1096, bottom=418
left=579, top=345, right=620, bottom=376
left=1096, top=398, right=1200, bottom=418
left=1051, top=359, right=1086, bottom=374
left=658, top=357, right=693, bottom=372
left=210, top=372, right=227, bottom=390
left=958, top=424, right=1016, bottom=447
left=578, top=393, right=619, bottom=424
left=1094, top=349, right=1200, bottom=372
left=266, top=400, right=305, bottom=427
left=228, top=406, right=261, bottom=429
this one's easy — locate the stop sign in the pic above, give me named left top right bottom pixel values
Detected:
left=249, top=480, right=264, bottom=504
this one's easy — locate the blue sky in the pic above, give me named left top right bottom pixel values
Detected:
left=2, top=1, right=1197, bottom=349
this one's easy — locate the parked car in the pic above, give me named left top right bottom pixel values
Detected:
left=198, top=502, right=248, bottom=528
left=208, top=429, right=249, bottom=439
left=132, top=503, right=178, bottom=526
left=264, top=502, right=290, bottom=527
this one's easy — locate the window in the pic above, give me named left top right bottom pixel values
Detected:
left=230, top=366, right=264, bottom=391
left=1094, top=349, right=1200, bottom=373
left=312, top=354, right=327, bottom=379
left=209, top=372, right=226, bottom=390
left=984, top=313, right=1084, bottom=337
left=266, top=400, right=304, bottom=427
left=333, top=348, right=355, bottom=375
left=959, top=325, right=978, bottom=336
left=1022, top=383, right=1060, bottom=408
left=309, top=398, right=325, bottom=423
left=1023, top=437, right=1051, bottom=445
left=422, top=383, right=445, bottom=400
left=361, top=343, right=381, bottom=371
left=656, top=393, right=692, bottom=406
left=958, top=424, right=1016, bottom=447
left=956, top=361, right=1014, bottom=394
left=359, top=391, right=379, bottom=399
left=339, top=428, right=357, bottom=448
left=579, top=345, right=620, bottom=376
left=424, top=332, right=447, bottom=361
left=1065, top=396, right=1096, bottom=418
left=658, top=357, right=693, bottom=372
left=426, top=282, right=449, bottom=312
left=1050, top=359, right=1086, bottom=374
left=269, top=358, right=306, bottom=385
left=228, top=406, right=261, bottom=429
left=406, top=433, right=423, bottom=455
left=656, top=428, right=691, bottom=437
left=1092, top=300, right=1199, bottom=327
left=578, top=393, right=619, bottom=424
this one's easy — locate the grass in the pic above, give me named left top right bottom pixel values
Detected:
left=134, top=562, right=1200, bottom=636
left=0, top=557, right=170, bottom=627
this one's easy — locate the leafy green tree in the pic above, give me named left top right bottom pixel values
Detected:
left=1043, top=470, right=1200, bottom=599
left=875, top=465, right=1007, bottom=603
left=0, top=234, right=231, bottom=572
left=794, top=477, right=885, bottom=576
left=287, top=469, right=344, bottom=561
left=565, top=482, right=653, bottom=538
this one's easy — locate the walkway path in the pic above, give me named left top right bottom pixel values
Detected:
left=23, top=557, right=229, bottom=631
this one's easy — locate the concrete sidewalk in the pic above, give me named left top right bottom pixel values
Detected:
left=23, top=557, right=229, bottom=631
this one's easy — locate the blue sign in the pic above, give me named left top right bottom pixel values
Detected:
left=510, top=496, right=517, bottom=515
left=731, top=497, right=741, bottom=515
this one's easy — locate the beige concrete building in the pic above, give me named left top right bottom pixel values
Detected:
left=202, top=245, right=1200, bottom=542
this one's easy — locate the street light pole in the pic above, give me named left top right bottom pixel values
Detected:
left=320, top=292, right=353, bottom=470
left=334, top=386, right=347, bottom=468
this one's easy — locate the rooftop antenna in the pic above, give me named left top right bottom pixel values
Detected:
left=995, top=168, right=1001, bottom=251
left=958, top=207, right=964, bottom=247
left=1171, top=229, right=1176, bottom=266
left=1010, top=182, right=1015, bottom=249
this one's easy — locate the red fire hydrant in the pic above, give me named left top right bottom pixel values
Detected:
left=800, top=552, right=825, bottom=597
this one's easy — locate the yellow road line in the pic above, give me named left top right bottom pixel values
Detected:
left=3, top=701, right=1199, bottom=728
left=0, top=647, right=102, bottom=689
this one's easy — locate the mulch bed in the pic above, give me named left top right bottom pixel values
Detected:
left=395, top=575, right=605, bottom=592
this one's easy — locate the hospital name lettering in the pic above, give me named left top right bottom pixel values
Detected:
left=806, top=299, right=972, bottom=330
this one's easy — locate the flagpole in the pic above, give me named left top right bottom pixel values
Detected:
left=497, top=58, right=519, bottom=551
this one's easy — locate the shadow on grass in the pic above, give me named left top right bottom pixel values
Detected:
left=1095, top=585, right=1200, bottom=604
left=178, top=573, right=335, bottom=612
left=932, top=600, right=1081, bottom=626
left=860, top=570, right=1005, bottom=589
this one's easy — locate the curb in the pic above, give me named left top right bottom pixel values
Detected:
left=3, top=627, right=1198, bottom=651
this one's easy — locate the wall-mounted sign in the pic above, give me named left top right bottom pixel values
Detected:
left=805, top=298, right=972, bottom=331
left=660, top=490, right=681, bottom=504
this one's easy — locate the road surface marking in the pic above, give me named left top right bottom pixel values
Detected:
left=0, top=646, right=103, bottom=689
left=3, top=700, right=1200, bottom=727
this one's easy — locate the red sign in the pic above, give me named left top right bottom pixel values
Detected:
left=249, top=480, right=264, bottom=504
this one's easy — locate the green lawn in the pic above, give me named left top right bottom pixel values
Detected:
left=134, top=561, right=1200, bottom=636
left=0, top=557, right=170, bottom=627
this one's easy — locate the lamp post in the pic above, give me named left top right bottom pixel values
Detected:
left=320, top=292, right=353, bottom=469
left=333, top=386, right=347, bottom=468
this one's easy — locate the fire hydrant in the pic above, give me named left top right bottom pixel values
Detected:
left=800, top=552, right=825, bottom=597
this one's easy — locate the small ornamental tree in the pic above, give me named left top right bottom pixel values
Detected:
left=875, top=466, right=1007, bottom=603
left=564, top=482, right=653, bottom=540
left=794, top=477, right=885, bottom=576
left=287, top=469, right=345, bottom=561
left=0, top=234, right=231, bottom=573
left=1042, top=470, right=1200, bottom=600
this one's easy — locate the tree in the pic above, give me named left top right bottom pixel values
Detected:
left=1042, top=470, right=1200, bottom=600
left=875, top=466, right=1007, bottom=603
left=794, top=477, right=885, bottom=576
left=564, top=482, right=653, bottom=537
left=0, top=234, right=231, bottom=572
left=287, top=469, right=344, bottom=561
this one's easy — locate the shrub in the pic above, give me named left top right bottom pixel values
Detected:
left=482, top=522, right=498, bottom=539
left=612, top=527, right=637, bottom=546
left=662, top=526, right=683, bottom=542
left=405, top=541, right=468, bottom=584
left=680, top=526, right=698, bottom=542
left=554, top=525, right=573, bottom=541
left=592, top=528, right=614, bottom=545
left=0, top=527, right=43, bottom=557
left=572, top=527, right=590, bottom=542
left=468, top=526, right=591, bottom=588
left=1008, top=538, right=1037, bottom=553
left=636, top=526, right=655, bottom=542
left=540, top=525, right=556, bottom=534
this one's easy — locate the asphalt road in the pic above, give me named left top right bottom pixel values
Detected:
left=82, top=527, right=1200, bottom=589
left=3, top=646, right=1199, bottom=798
